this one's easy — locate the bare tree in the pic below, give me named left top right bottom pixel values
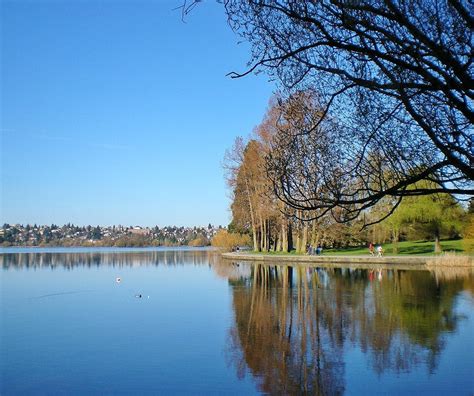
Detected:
left=222, top=0, right=473, bottom=222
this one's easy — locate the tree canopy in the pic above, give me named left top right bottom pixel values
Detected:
left=222, top=0, right=473, bottom=222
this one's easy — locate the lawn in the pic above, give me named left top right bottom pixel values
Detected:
left=324, top=239, right=465, bottom=256
left=249, top=239, right=468, bottom=256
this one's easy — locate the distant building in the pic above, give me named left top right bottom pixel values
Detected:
left=130, top=226, right=150, bottom=236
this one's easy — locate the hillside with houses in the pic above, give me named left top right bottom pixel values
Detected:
left=0, top=223, right=222, bottom=247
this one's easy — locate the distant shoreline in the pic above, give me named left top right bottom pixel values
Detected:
left=1, top=243, right=210, bottom=249
left=0, top=246, right=215, bottom=253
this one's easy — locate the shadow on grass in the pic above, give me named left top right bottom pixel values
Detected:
left=387, top=240, right=463, bottom=255
left=327, top=240, right=464, bottom=256
left=251, top=240, right=465, bottom=256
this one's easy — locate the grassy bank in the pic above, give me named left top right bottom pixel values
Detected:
left=325, top=239, right=465, bottom=256
left=249, top=239, right=469, bottom=256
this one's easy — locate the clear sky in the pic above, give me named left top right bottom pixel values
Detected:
left=1, top=0, right=275, bottom=227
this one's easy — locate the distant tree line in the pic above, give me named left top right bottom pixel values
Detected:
left=0, top=223, right=221, bottom=247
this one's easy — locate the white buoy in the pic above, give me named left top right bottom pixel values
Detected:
left=116, top=277, right=121, bottom=283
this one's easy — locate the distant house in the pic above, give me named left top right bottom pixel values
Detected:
left=130, top=226, right=150, bottom=236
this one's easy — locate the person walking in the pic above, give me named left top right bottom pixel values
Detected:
left=377, top=245, right=384, bottom=257
left=369, top=242, right=375, bottom=256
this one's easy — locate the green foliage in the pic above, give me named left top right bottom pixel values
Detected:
left=462, top=214, right=474, bottom=253
left=324, top=239, right=466, bottom=256
left=468, top=199, right=474, bottom=214
left=91, top=226, right=102, bottom=240
left=374, top=184, right=466, bottom=253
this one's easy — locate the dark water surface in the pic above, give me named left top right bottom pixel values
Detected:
left=1, top=248, right=473, bottom=395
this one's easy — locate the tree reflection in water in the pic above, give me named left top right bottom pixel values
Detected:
left=2, top=250, right=472, bottom=394
left=224, top=262, right=473, bottom=395
left=0, top=249, right=218, bottom=270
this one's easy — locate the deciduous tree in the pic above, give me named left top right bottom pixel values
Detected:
left=223, top=0, right=473, bottom=222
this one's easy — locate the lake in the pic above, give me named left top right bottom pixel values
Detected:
left=1, top=248, right=473, bottom=395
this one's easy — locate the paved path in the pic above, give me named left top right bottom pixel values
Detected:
left=222, top=252, right=473, bottom=270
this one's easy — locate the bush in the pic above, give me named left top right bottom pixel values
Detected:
left=114, top=234, right=148, bottom=247
left=462, top=214, right=474, bottom=253
left=211, top=230, right=251, bottom=251
left=188, top=236, right=210, bottom=247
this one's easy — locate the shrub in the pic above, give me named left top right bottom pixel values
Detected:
left=211, top=229, right=251, bottom=251
left=462, top=214, right=474, bottom=253
left=188, top=236, right=210, bottom=247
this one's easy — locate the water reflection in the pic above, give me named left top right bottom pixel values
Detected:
left=1, top=251, right=473, bottom=394
left=1, top=249, right=217, bottom=270
left=224, top=262, right=474, bottom=394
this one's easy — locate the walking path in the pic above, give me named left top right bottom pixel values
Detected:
left=222, top=252, right=473, bottom=270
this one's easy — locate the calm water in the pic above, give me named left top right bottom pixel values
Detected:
left=1, top=248, right=473, bottom=395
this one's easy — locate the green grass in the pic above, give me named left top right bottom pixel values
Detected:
left=325, top=239, right=464, bottom=256
left=249, top=239, right=468, bottom=256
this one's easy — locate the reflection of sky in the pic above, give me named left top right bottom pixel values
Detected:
left=2, top=251, right=474, bottom=395
left=1, top=251, right=259, bottom=395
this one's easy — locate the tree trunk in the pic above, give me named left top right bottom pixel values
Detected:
left=265, top=220, right=269, bottom=251
left=281, top=220, right=287, bottom=252
left=434, top=228, right=442, bottom=253
left=295, top=223, right=302, bottom=253
left=267, top=220, right=272, bottom=251
left=251, top=225, right=258, bottom=252
left=391, top=229, right=399, bottom=255
left=301, top=222, right=308, bottom=254
left=244, top=178, right=259, bottom=251
left=311, top=220, right=318, bottom=246
left=287, top=222, right=293, bottom=251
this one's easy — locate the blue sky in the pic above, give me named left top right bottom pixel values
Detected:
left=1, top=0, right=275, bottom=227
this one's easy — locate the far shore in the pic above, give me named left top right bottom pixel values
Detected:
left=1, top=244, right=210, bottom=249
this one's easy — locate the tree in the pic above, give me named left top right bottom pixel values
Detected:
left=224, top=135, right=280, bottom=251
left=376, top=185, right=465, bottom=252
left=224, top=98, right=303, bottom=252
left=43, top=226, right=52, bottom=243
left=224, top=95, right=372, bottom=252
left=468, top=199, right=474, bottom=214
left=223, top=0, right=473, bottom=223
left=91, top=226, right=102, bottom=240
